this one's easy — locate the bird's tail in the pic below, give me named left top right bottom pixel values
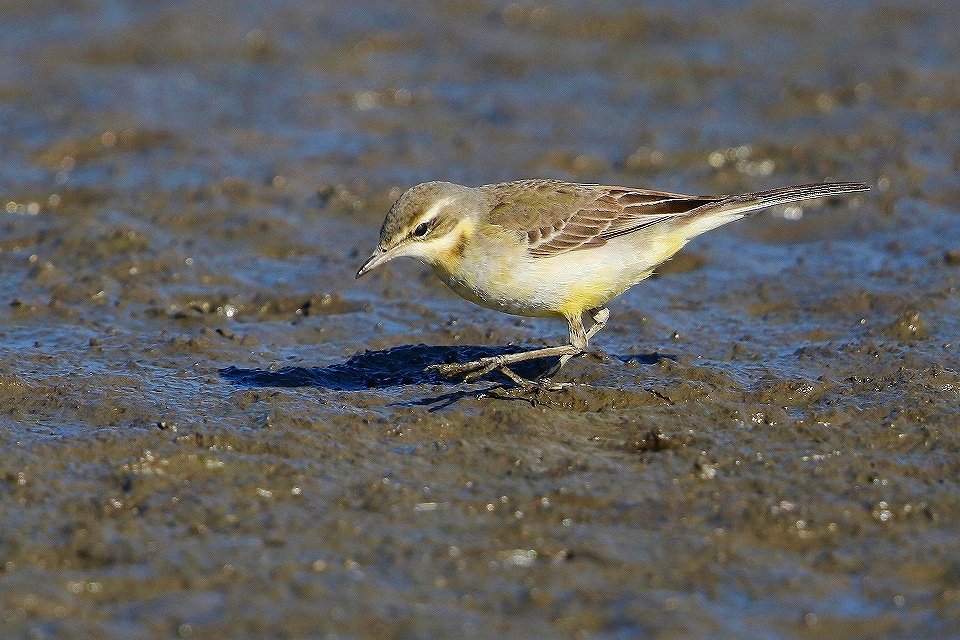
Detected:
left=682, top=181, right=870, bottom=238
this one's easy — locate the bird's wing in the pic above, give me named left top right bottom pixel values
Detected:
left=483, top=180, right=719, bottom=258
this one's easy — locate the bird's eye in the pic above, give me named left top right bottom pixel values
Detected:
left=412, top=222, right=430, bottom=238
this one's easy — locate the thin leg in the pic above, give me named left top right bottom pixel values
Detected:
left=586, top=307, right=609, bottom=341
left=426, top=309, right=611, bottom=388
left=426, top=342, right=582, bottom=382
left=540, top=308, right=609, bottom=380
left=541, top=313, right=587, bottom=379
left=498, top=364, right=565, bottom=390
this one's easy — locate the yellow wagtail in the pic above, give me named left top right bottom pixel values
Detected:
left=357, top=178, right=869, bottom=388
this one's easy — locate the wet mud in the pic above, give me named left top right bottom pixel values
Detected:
left=2, top=1, right=960, bottom=638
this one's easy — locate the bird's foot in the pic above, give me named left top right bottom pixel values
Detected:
left=425, top=356, right=569, bottom=390
left=426, top=343, right=582, bottom=389
left=497, top=365, right=570, bottom=391
left=425, top=355, right=505, bottom=381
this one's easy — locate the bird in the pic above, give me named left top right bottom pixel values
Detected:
left=356, top=178, right=869, bottom=388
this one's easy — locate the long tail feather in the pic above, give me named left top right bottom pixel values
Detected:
left=683, top=181, right=869, bottom=237
left=713, top=181, right=870, bottom=216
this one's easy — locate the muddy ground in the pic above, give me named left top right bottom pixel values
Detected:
left=1, top=1, right=959, bottom=638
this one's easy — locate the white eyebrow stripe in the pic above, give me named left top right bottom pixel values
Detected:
left=417, top=196, right=455, bottom=225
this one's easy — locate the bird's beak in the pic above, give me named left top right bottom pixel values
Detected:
left=356, top=244, right=403, bottom=278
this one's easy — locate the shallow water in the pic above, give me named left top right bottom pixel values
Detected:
left=2, top=1, right=960, bottom=638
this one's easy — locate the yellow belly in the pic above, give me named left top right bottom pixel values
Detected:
left=433, top=254, right=653, bottom=319
left=430, top=227, right=686, bottom=320
left=556, top=269, right=654, bottom=317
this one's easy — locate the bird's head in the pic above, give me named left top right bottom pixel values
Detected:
left=356, top=181, right=478, bottom=278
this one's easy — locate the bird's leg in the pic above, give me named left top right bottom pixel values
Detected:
left=539, top=313, right=589, bottom=381
left=427, top=309, right=614, bottom=386
left=426, top=314, right=590, bottom=386
left=585, top=306, right=609, bottom=341
left=426, top=343, right=582, bottom=382
left=539, top=308, right=608, bottom=380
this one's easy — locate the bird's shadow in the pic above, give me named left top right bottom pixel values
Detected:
left=220, top=343, right=673, bottom=392
left=220, top=344, right=536, bottom=391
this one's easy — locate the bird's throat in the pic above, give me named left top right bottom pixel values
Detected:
left=430, top=219, right=474, bottom=273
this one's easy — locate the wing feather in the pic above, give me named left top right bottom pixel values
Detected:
left=481, top=180, right=718, bottom=258
left=479, top=179, right=868, bottom=259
